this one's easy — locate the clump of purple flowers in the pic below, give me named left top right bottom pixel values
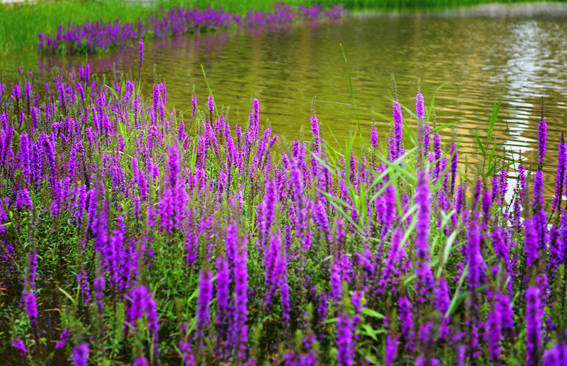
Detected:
left=38, top=3, right=346, bottom=54
left=2, top=64, right=566, bottom=366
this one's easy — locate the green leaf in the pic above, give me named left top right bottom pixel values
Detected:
left=436, top=229, right=459, bottom=278
left=361, top=308, right=384, bottom=319
left=446, top=268, right=468, bottom=318
left=361, top=324, right=378, bottom=341
left=58, top=286, right=76, bottom=305
left=487, top=98, right=501, bottom=144
left=474, top=132, right=487, bottom=159
left=429, top=121, right=459, bottom=134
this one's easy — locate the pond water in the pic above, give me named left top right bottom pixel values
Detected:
left=2, top=4, right=567, bottom=199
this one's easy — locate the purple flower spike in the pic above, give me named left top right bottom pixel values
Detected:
left=416, top=92, right=425, bottom=121
left=72, top=343, right=89, bottom=366
left=370, top=127, right=379, bottom=149
left=56, top=328, right=71, bottom=349
left=197, top=268, right=213, bottom=339
left=526, top=286, right=543, bottom=366
left=12, top=338, right=27, bottom=356
left=192, top=95, right=198, bottom=116
left=25, top=292, right=38, bottom=323
left=216, top=255, right=229, bottom=340
left=336, top=311, right=354, bottom=366
left=537, top=117, right=547, bottom=167
left=138, top=37, right=144, bottom=76
left=168, top=143, right=180, bottom=188
left=391, top=100, right=404, bottom=160
left=133, top=356, right=149, bottom=366
left=544, top=342, right=567, bottom=365
left=415, top=168, right=433, bottom=303
left=552, top=138, right=566, bottom=214
left=385, top=331, right=398, bottom=366
left=232, top=234, right=248, bottom=360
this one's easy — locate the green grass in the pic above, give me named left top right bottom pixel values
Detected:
left=0, top=0, right=306, bottom=55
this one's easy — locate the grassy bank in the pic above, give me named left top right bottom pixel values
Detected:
left=0, top=0, right=320, bottom=55
left=1, top=0, right=563, bottom=55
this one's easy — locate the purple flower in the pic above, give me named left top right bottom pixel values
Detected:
left=370, top=127, right=379, bottom=149
left=280, top=260, right=291, bottom=326
left=385, top=331, right=398, bottom=366
left=398, top=296, right=414, bottom=353
left=72, top=343, right=89, bottom=366
left=311, top=114, right=320, bottom=137
left=25, top=292, right=38, bottom=322
left=390, top=100, right=404, bottom=160
left=231, top=235, right=248, bottom=360
left=482, top=188, right=492, bottom=226
left=552, top=140, right=566, bottom=214
left=27, top=249, right=37, bottom=289
left=208, top=95, right=215, bottom=113
left=450, top=143, right=458, bottom=196
left=486, top=300, right=503, bottom=363
left=538, top=118, right=547, bottom=167
left=456, top=345, right=467, bottom=366
left=168, top=143, right=179, bottom=188
left=94, top=276, right=105, bottom=313
left=533, top=170, right=545, bottom=213
left=192, top=95, right=198, bottom=116
left=416, top=92, right=425, bottom=121
left=524, top=218, right=539, bottom=268
left=415, top=169, right=433, bottom=303
left=416, top=321, right=439, bottom=366
left=138, top=38, right=143, bottom=63
left=133, top=356, right=149, bottom=366
left=313, top=200, right=330, bottom=238
left=179, top=334, right=195, bottom=365
left=432, top=132, right=442, bottom=181
left=378, top=229, right=403, bottom=291
left=526, top=286, right=543, bottom=366
left=544, top=342, right=567, bottom=365
left=55, top=328, right=71, bottom=349
left=197, top=268, right=213, bottom=338
left=495, top=293, right=514, bottom=330
left=311, top=115, right=321, bottom=153
left=514, top=165, right=527, bottom=227
left=125, top=286, right=159, bottom=342
left=434, top=278, right=450, bottom=338
left=336, top=311, right=354, bottom=366
left=76, top=269, right=91, bottom=306
left=138, top=38, right=144, bottom=76
left=330, top=261, right=343, bottom=305
left=415, top=169, right=430, bottom=261
left=466, top=223, right=484, bottom=290
left=416, top=357, right=440, bottom=366
left=260, top=180, right=276, bottom=244
left=12, top=83, right=21, bottom=102
left=12, top=338, right=27, bottom=356
left=216, top=255, right=229, bottom=339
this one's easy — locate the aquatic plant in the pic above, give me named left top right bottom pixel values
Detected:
left=0, top=62, right=566, bottom=365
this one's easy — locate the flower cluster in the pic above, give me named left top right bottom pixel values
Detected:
left=2, top=65, right=566, bottom=365
left=38, top=3, right=346, bottom=55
